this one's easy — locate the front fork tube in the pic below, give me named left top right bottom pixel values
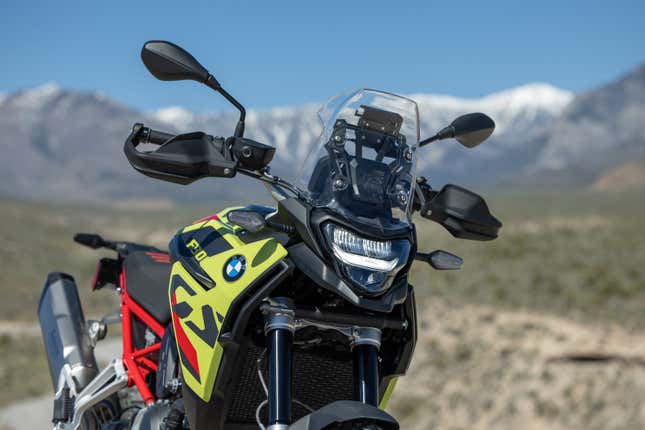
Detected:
left=263, top=301, right=383, bottom=428
left=264, top=299, right=295, bottom=430
left=352, top=327, right=382, bottom=406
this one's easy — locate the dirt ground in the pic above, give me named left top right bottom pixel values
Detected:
left=389, top=298, right=645, bottom=430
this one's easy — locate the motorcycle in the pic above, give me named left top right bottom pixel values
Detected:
left=38, top=40, right=502, bottom=430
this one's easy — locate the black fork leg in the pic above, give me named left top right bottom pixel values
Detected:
left=263, top=299, right=295, bottom=429
left=353, top=344, right=379, bottom=406
left=267, top=326, right=293, bottom=426
left=352, top=327, right=381, bottom=406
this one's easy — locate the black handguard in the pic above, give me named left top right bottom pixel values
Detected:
left=124, top=123, right=238, bottom=185
left=419, top=183, right=502, bottom=241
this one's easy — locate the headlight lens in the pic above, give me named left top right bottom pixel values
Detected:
left=323, top=223, right=410, bottom=295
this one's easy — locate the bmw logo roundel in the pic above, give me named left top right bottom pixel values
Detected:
left=223, top=255, right=246, bottom=282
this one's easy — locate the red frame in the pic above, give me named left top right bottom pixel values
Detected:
left=119, top=268, right=165, bottom=405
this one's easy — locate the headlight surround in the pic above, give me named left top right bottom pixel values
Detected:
left=323, top=223, right=411, bottom=295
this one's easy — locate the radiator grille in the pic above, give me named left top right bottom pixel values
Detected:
left=226, top=344, right=354, bottom=424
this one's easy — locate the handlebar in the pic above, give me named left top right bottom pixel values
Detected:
left=134, top=126, right=175, bottom=145
left=125, top=122, right=288, bottom=193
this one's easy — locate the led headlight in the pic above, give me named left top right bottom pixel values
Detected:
left=323, top=223, right=411, bottom=295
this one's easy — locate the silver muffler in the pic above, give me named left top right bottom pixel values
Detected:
left=38, top=272, right=98, bottom=394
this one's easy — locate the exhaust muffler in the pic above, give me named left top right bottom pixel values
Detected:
left=38, top=272, right=98, bottom=394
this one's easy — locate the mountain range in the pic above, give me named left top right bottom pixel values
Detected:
left=1, top=64, right=643, bottom=203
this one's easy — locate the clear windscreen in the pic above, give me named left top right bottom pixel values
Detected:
left=297, top=89, right=420, bottom=232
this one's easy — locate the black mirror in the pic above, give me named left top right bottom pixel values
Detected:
left=450, top=113, right=495, bottom=148
left=141, top=40, right=210, bottom=83
left=140, top=40, right=248, bottom=138
left=419, top=112, right=495, bottom=147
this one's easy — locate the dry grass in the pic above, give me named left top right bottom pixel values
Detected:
left=0, top=334, right=51, bottom=407
left=410, top=190, right=645, bottom=329
left=1, top=190, right=644, bottom=428
left=388, top=298, right=645, bottom=430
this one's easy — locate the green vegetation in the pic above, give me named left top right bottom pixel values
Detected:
left=0, top=189, right=644, bottom=417
left=411, top=190, right=645, bottom=329
left=0, top=334, right=50, bottom=406
left=2, top=190, right=644, bottom=324
left=0, top=199, right=212, bottom=320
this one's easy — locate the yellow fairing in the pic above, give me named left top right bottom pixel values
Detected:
left=169, top=209, right=287, bottom=402
left=379, top=377, right=398, bottom=409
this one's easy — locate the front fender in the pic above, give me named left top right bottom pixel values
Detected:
left=288, top=400, right=399, bottom=430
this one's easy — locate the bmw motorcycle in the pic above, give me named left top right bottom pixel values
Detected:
left=38, top=41, right=502, bottom=430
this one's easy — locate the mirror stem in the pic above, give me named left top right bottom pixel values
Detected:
left=233, top=119, right=245, bottom=138
left=419, top=125, right=455, bottom=147
left=205, top=75, right=246, bottom=137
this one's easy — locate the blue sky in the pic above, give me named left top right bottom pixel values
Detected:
left=1, top=0, right=643, bottom=112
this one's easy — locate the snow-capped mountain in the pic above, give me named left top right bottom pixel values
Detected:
left=535, top=65, right=645, bottom=173
left=0, top=64, right=642, bottom=202
left=145, top=83, right=574, bottom=185
left=412, top=83, right=573, bottom=134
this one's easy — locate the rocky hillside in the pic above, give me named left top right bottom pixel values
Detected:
left=536, top=65, right=645, bottom=174
left=1, top=63, right=643, bottom=202
left=590, top=160, right=645, bottom=192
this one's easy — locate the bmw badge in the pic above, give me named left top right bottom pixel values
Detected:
left=223, top=255, right=246, bottom=282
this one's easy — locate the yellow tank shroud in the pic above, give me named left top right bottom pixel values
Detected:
left=168, top=207, right=289, bottom=402
left=166, top=206, right=408, bottom=415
